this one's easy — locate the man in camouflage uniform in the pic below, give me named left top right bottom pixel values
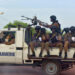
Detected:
left=70, top=26, right=75, bottom=47
left=62, top=28, right=71, bottom=58
left=40, top=15, right=63, bottom=57
left=40, top=15, right=61, bottom=34
left=45, top=26, right=63, bottom=57
left=62, top=27, right=75, bottom=58
left=30, top=26, right=41, bottom=57
left=70, top=27, right=75, bottom=58
left=39, top=28, right=50, bottom=57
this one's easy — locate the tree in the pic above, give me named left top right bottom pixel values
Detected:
left=4, top=20, right=36, bottom=35
left=4, top=20, right=28, bottom=28
left=4, top=20, right=51, bottom=35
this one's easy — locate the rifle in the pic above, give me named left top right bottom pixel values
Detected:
left=21, top=16, right=33, bottom=21
left=21, top=16, right=48, bottom=25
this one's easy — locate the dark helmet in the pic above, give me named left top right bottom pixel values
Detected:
left=35, top=26, right=41, bottom=31
left=41, top=28, right=46, bottom=34
left=50, top=15, right=56, bottom=21
left=34, top=16, right=37, bottom=19
left=70, top=26, right=75, bottom=33
left=63, top=28, right=70, bottom=33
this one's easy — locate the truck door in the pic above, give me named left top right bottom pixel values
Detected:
left=0, top=31, right=16, bottom=64
left=15, top=30, right=24, bottom=64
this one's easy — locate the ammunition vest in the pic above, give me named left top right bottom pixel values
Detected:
left=52, top=21, right=61, bottom=34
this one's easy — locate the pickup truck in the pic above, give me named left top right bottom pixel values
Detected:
left=0, top=26, right=75, bottom=75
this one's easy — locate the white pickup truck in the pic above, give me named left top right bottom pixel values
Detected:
left=0, top=27, right=75, bottom=75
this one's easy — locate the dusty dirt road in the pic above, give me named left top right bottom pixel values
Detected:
left=0, top=65, right=75, bottom=75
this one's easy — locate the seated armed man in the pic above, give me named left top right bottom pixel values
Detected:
left=45, top=26, right=63, bottom=57
left=30, top=26, right=41, bottom=57
left=39, top=28, right=50, bottom=57
left=39, top=15, right=63, bottom=57
left=70, top=26, right=75, bottom=47
left=62, top=28, right=71, bottom=58
left=70, top=27, right=75, bottom=58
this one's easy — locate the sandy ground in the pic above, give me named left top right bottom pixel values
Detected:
left=0, top=65, right=75, bottom=75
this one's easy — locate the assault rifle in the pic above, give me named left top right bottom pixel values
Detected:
left=21, top=16, right=48, bottom=25
left=21, top=16, right=33, bottom=20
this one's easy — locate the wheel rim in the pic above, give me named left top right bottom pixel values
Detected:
left=45, top=62, right=58, bottom=75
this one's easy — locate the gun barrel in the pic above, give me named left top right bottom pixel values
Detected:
left=21, top=16, right=33, bottom=20
left=21, top=19, right=27, bottom=20
left=21, top=16, right=48, bottom=25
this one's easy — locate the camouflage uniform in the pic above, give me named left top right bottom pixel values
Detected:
left=30, top=26, right=41, bottom=57
left=40, top=15, right=63, bottom=57
left=45, top=31, right=63, bottom=57
left=39, top=28, right=50, bottom=57
left=50, top=22, right=63, bottom=58
left=63, top=28, right=71, bottom=58
left=70, top=27, right=75, bottom=58
left=41, top=15, right=61, bottom=34
left=63, top=27, right=75, bottom=58
left=70, top=27, right=75, bottom=47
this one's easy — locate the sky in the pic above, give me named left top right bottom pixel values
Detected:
left=0, top=0, right=75, bottom=29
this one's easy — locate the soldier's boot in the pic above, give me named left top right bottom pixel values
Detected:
left=64, top=52, right=67, bottom=59
left=44, top=51, right=50, bottom=57
left=59, top=51, right=62, bottom=57
left=30, top=51, right=35, bottom=57
left=39, top=51, right=43, bottom=57
left=47, top=51, right=50, bottom=57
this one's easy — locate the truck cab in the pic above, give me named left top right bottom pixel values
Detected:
left=0, top=28, right=26, bottom=64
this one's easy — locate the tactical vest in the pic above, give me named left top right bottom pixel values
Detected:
left=52, top=21, right=61, bottom=34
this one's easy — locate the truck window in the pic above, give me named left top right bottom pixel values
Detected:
left=0, top=31, right=15, bottom=45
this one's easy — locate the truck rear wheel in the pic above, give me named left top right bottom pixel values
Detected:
left=42, top=61, right=61, bottom=75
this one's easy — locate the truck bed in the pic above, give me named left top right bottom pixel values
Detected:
left=28, top=55, right=75, bottom=63
left=28, top=47, right=75, bottom=58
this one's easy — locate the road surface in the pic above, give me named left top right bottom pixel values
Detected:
left=0, top=65, right=75, bottom=75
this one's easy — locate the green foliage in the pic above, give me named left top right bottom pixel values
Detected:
left=4, top=20, right=36, bottom=35
left=4, top=21, right=56, bottom=35
left=4, top=20, right=28, bottom=28
left=31, top=27, right=36, bottom=35
left=4, top=22, right=13, bottom=28
left=46, top=30, right=51, bottom=34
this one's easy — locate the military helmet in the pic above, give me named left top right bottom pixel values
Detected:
left=35, top=26, right=41, bottom=31
left=70, top=26, right=75, bottom=33
left=41, top=28, right=46, bottom=34
left=34, top=16, right=37, bottom=19
left=63, top=28, right=70, bottom=33
left=50, top=15, right=56, bottom=21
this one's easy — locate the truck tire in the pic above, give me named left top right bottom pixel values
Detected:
left=42, top=61, right=61, bottom=75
